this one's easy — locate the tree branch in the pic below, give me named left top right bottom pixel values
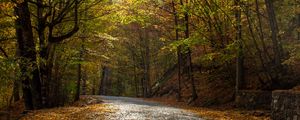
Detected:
left=49, top=26, right=79, bottom=43
left=49, top=0, right=79, bottom=43
left=0, top=37, right=16, bottom=42
left=0, top=46, right=8, bottom=58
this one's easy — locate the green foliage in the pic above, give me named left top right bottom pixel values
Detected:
left=283, top=43, right=300, bottom=66
left=0, top=57, right=18, bottom=108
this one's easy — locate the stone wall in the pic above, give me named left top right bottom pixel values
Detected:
left=235, top=90, right=272, bottom=109
left=272, top=90, right=300, bottom=120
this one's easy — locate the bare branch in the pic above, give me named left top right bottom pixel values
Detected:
left=0, top=46, right=8, bottom=58
left=49, top=0, right=79, bottom=43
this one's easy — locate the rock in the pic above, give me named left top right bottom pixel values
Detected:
left=235, top=90, right=272, bottom=109
left=271, top=90, right=300, bottom=120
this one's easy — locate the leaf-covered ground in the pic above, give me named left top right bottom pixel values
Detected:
left=14, top=96, right=270, bottom=120
left=145, top=98, right=270, bottom=120
left=20, top=104, right=114, bottom=120
left=20, top=96, right=116, bottom=120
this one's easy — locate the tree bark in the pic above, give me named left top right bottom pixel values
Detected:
left=75, top=42, right=83, bottom=101
left=298, top=14, right=300, bottom=40
left=14, top=0, right=42, bottom=110
left=82, top=71, right=87, bottom=95
left=144, top=29, right=151, bottom=98
left=13, top=80, right=20, bottom=102
left=172, top=0, right=182, bottom=101
left=81, top=43, right=86, bottom=95
left=75, top=63, right=81, bottom=101
left=133, top=55, right=139, bottom=97
left=235, top=0, right=244, bottom=95
left=180, top=0, right=197, bottom=101
left=99, top=66, right=109, bottom=95
left=255, top=0, right=271, bottom=61
left=264, top=0, right=282, bottom=68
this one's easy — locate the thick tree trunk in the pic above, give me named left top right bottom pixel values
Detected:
left=37, top=0, right=79, bottom=107
left=36, top=0, right=48, bottom=107
left=14, top=0, right=42, bottom=110
left=264, top=0, right=282, bottom=68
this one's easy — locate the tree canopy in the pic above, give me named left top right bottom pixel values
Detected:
left=0, top=0, right=300, bottom=115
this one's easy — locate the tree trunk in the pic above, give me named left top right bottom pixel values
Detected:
left=235, top=0, right=244, bottom=95
left=298, top=14, right=300, bottom=40
left=133, top=55, right=139, bottom=97
left=99, top=66, right=109, bottom=95
left=139, top=28, right=151, bottom=98
left=36, top=0, right=48, bottom=107
left=180, top=0, right=197, bottom=101
left=13, top=80, right=20, bottom=102
left=75, top=63, right=81, bottom=101
left=13, top=48, right=20, bottom=102
left=144, top=30, right=151, bottom=98
left=81, top=44, right=86, bottom=95
left=172, top=0, right=182, bottom=101
left=264, top=0, right=282, bottom=68
left=37, top=0, right=79, bottom=107
left=92, top=78, right=96, bottom=95
left=255, top=0, right=271, bottom=61
left=14, top=0, right=42, bottom=110
left=82, top=71, right=87, bottom=95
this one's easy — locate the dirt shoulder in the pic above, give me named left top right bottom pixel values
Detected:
left=144, top=97, right=270, bottom=120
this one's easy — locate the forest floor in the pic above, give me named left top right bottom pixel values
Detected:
left=18, top=95, right=202, bottom=120
left=19, top=96, right=114, bottom=120
left=10, top=95, right=270, bottom=120
left=145, top=97, right=271, bottom=120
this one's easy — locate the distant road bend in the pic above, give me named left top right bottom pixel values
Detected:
left=101, top=96, right=203, bottom=120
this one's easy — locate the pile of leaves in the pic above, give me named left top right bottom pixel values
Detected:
left=19, top=96, right=115, bottom=120
left=20, top=104, right=113, bottom=120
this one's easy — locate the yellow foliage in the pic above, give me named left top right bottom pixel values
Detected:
left=20, top=104, right=115, bottom=120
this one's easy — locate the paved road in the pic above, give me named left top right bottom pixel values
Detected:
left=101, top=96, right=203, bottom=120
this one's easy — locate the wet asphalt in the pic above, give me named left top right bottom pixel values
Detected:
left=100, top=96, right=204, bottom=120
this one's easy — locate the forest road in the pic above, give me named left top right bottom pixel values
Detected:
left=100, top=96, right=203, bottom=120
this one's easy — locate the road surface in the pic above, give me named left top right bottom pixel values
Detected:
left=101, top=96, right=203, bottom=120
